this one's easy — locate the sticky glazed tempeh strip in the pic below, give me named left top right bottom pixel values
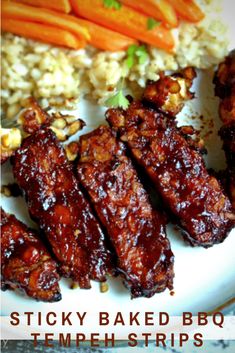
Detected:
left=76, top=126, right=174, bottom=298
left=219, top=122, right=235, bottom=209
left=13, top=128, right=112, bottom=288
left=214, top=50, right=235, bottom=209
left=106, top=102, right=235, bottom=247
left=1, top=97, right=85, bottom=165
left=142, top=67, right=196, bottom=117
left=1, top=208, right=61, bottom=302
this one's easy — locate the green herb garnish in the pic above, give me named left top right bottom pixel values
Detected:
left=125, top=44, right=148, bottom=69
left=135, top=45, right=148, bottom=64
left=105, top=90, right=130, bottom=109
left=147, top=18, right=161, bottom=30
left=103, top=0, right=122, bottom=10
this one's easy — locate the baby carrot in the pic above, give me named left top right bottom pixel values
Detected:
left=121, top=0, right=178, bottom=28
left=2, top=1, right=90, bottom=41
left=1, top=18, right=85, bottom=49
left=71, top=18, right=137, bottom=51
left=70, top=0, right=175, bottom=52
left=13, top=0, right=71, bottom=13
left=167, top=0, right=204, bottom=23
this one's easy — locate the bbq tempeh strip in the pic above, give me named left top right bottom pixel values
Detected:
left=1, top=98, right=51, bottom=165
left=219, top=123, right=235, bottom=208
left=213, top=50, right=235, bottom=103
left=13, top=128, right=112, bottom=288
left=143, top=68, right=196, bottom=117
left=214, top=50, right=235, bottom=208
left=107, top=102, right=234, bottom=247
left=1, top=208, right=61, bottom=302
left=0, top=97, right=85, bottom=164
left=76, top=126, right=174, bottom=298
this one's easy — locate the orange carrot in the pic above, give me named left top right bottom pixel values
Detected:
left=167, top=0, right=204, bottom=23
left=1, top=18, right=85, bottom=49
left=71, top=18, right=137, bottom=51
left=2, top=1, right=136, bottom=51
left=121, top=0, right=178, bottom=28
left=2, top=1, right=90, bottom=41
left=13, top=0, right=71, bottom=13
left=70, top=0, right=175, bottom=52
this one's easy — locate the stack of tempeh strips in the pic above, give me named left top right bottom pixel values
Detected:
left=1, top=69, right=234, bottom=302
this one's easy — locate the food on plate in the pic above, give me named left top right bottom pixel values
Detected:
left=0, top=0, right=234, bottom=304
left=121, top=0, right=179, bottom=28
left=0, top=97, right=85, bottom=164
left=106, top=101, right=235, bottom=247
left=18, top=97, right=85, bottom=140
left=1, top=0, right=90, bottom=43
left=5, top=0, right=205, bottom=52
left=1, top=0, right=228, bottom=119
left=2, top=0, right=137, bottom=52
left=13, top=128, right=113, bottom=288
left=214, top=50, right=235, bottom=124
left=2, top=1, right=90, bottom=41
left=213, top=50, right=235, bottom=98
left=167, top=0, right=204, bottom=23
left=70, top=0, right=175, bottom=52
left=14, top=0, right=72, bottom=13
left=0, top=126, right=22, bottom=164
left=219, top=124, right=235, bottom=209
left=77, top=126, right=174, bottom=298
left=142, top=67, right=196, bottom=116
left=1, top=183, right=22, bottom=198
left=1, top=18, right=85, bottom=50
left=18, top=96, right=51, bottom=134
left=214, top=50, right=235, bottom=208
left=74, top=18, right=137, bottom=51
left=1, top=208, right=61, bottom=302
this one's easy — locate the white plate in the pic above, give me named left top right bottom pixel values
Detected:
left=1, top=0, right=235, bottom=319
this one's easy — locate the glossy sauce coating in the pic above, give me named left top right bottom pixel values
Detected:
left=143, top=68, right=196, bottom=117
left=107, top=102, right=234, bottom=247
left=214, top=50, right=235, bottom=208
left=213, top=50, right=235, bottom=101
left=77, top=126, right=174, bottom=298
left=1, top=208, right=61, bottom=302
left=219, top=123, right=235, bottom=208
left=13, top=128, right=112, bottom=288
